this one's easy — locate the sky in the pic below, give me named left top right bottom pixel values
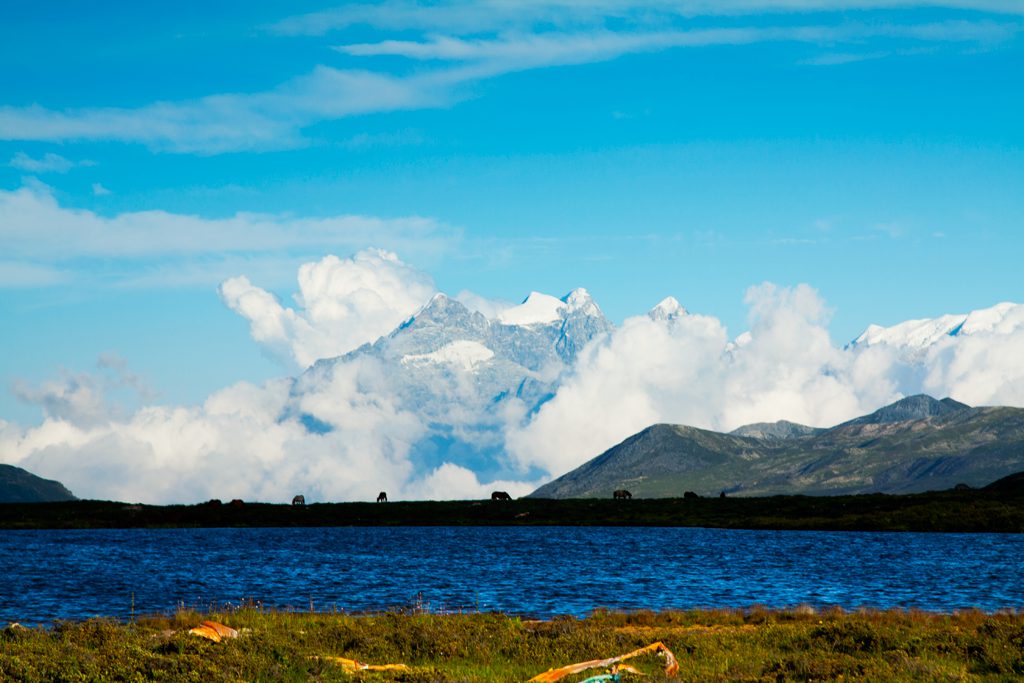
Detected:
left=1, top=1, right=1022, bottom=502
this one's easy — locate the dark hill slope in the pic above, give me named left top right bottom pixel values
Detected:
left=0, top=464, right=76, bottom=503
left=530, top=396, right=1024, bottom=499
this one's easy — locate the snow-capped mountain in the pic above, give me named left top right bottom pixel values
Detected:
left=849, top=302, right=1024, bottom=354
left=647, top=296, right=687, bottom=322
left=288, top=288, right=619, bottom=477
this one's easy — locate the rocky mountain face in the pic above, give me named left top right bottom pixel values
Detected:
left=302, top=289, right=612, bottom=415
left=0, top=464, right=76, bottom=503
left=730, top=420, right=823, bottom=440
left=290, top=289, right=614, bottom=477
left=529, top=395, right=1024, bottom=498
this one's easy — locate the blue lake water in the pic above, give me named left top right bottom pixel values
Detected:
left=1, top=526, right=1022, bottom=624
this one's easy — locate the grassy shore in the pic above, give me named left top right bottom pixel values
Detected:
left=2, top=485, right=1024, bottom=533
left=2, top=608, right=1023, bottom=681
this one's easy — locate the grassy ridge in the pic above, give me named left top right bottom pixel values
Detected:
left=3, top=608, right=1024, bottom=681
left=2, top=486, right=1024, bottom=532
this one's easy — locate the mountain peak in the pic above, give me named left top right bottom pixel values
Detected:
left=648, top=296, right=687, bottom=321
left=731, top=420, right=821, bottom=440
left=562, top=288, right=603, bottom=317
left=849, top=301, right=1023, bottom=351
left=844, top=394, right=971, bottom=426
left=498, top=291, right=565, bottom=326
left=562, top=287, right=587, bottom=305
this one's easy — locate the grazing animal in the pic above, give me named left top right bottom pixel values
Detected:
left=683, top=491, right=699, bottom=500
left=292, top=495, right=305, bottom=506
left=613, top=489, right=632, bottom=500
left=377, top=491, right=388, bottom=503
left=491, top=491, right=512, bottom=501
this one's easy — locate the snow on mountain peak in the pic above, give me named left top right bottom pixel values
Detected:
left=851, top=301, right=1024, bottom=351
left=497, top=291, right=565, bottom=326
left=960, top=302, right=1024, bottom=335
left=648, top=296, right=687, bottom=321
left=563, top=287, right=602, bottom=316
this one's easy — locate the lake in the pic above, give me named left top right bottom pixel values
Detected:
left=1, top=526, right=1022, bottom=624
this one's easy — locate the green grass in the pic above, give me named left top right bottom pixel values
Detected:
left=3, top=607, right=1023, bottom=681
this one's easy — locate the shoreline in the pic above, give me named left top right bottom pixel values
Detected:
left=3, top=486, right=1024, bottom=533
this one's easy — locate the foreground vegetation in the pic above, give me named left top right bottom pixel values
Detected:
left=2, top=481, right=1023, bottom=532
left=3, top=607, right=1024, bottom=682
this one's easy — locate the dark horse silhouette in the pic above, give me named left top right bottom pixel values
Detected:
left=377, top=491, right=388, bottom=503
left=491, top=491, right=512, bottom=501
left=613, top=489, right=632, bottom=499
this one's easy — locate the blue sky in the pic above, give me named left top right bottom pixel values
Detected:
left=2, top=0, right=1023, bottom=426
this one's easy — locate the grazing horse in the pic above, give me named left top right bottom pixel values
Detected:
left=613, top=489, right=632, bottom=500
left=377, top=491, right=388, bottom=503
left=291, top=495, right=305, bottom=506
left=491, top=491, right=512, bottom=501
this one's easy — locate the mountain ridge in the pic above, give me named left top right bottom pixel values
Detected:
left=0, top=464, right=76, bottom=503
left=530, top=395, right=1024, bottom=499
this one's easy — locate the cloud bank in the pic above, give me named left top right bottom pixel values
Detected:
left=220, top=249, right=437, bottom=367
left=3, top=253, right=1023, bottom=504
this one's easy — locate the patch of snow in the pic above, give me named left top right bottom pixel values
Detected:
left=498, top=291, right=565, bottom=326
left=960, top=302, right=1024, bottom=335
left=563, top=288, right=602, bottom=316
left=648, top=296, right=687, bottom=321
left=851, top=301, right=1024, bottom=350
left=852, top=313, right=968, bottom=349
left=401, top=340, right=495, bottom=371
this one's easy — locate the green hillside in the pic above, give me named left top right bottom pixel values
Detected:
left=0, top=464, right=76, bottom=503
left=530, top=396, right=1024, bottom=499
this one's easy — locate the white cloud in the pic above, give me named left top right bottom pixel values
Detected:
left=0, top=261, right=69, bottom=287
left=506, top=284, right=1024, bottom=478
left=0, top=67, right=453, bottom=153
left=90, top=182, right=111, bottom=196
left=273, top=1, right=1024, bottom=36
left=454, top=290, right=514, bottom=319
left=4, top=253, right=1023, bottom=503
left=337, top=21, right=1018, bottom=65
left=8, top=152, right=92, bottom=174
left=220, top=249, right=437, bottom=368
left=1, top=5, right=1016, bottom=154
left=0, top=183, right=456, bottom=288
left=405, top=462, right=538, bottom=501
left=1, top=356, right=528, bottom=504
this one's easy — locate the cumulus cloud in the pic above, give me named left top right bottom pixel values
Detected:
left=220, top=249, right=437, bottom=367
left=506, top=284, right=1024, bottom=478
left=3, top=252, right=1023, bottom=503
left=0, top=355, right=527, bottom=504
